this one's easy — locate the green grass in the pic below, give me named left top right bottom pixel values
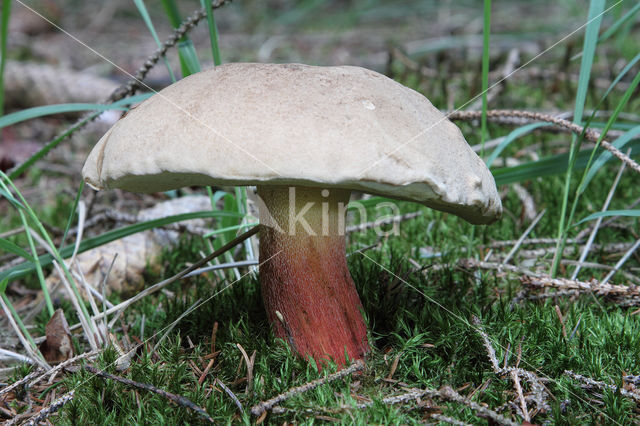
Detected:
left=1, top=0, right=640, bottom=424
left=0, top=0, right=11, bottom=117
left=50, top=239, right=639, bottom=424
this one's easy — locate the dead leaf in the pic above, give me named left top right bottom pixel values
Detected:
left=39, top=309, right=74, bottom=363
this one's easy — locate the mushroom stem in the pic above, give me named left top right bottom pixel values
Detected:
left=257, top=185, right=369, bottom=367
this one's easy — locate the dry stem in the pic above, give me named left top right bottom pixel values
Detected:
left=449, top=109, right=640, bottom=175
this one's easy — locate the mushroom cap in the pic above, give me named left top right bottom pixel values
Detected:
left=83, top=63, right=502, bottom=224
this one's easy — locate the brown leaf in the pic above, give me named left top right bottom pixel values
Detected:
left=39, top=309, right=74, bottom=363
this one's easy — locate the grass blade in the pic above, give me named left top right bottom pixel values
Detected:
left=0, top=93, right=151, bottom=130
left=572, top=52, right=640, bottom=191
left=480, top=0, right=491, bottom=155
left=492, top=139, right=640, bottom=185
left=577, top=69, right=640, bottom=194
left=599, top=2, right=640, bottom=43
left=0, top=210, right=243, bottom=282
left=551, top=0, right=605, bottom=277
left=60, top=182, right=85, bottom=250
left=9, top=113, right=99, bottom=180
left=203, top=222, right=258, bottom=239
left=8, top=94, right=152, bottom=180
left=0, top=179, right=53, bottom=315
left=18, top=210, right=54, bottom=316
left=133, top=0, right=177, bottom=82
left=486, top=123, right=551, bottom=168
left=161, top=0, right=201, bottom=77
left=574, top=209, right=640, bottom=226
left=202, top=0, right=222, bottom=66
left=0, top=237, right=34, bottom=261
left=1, top=292, right=47, bottom=366
left=0, top=172, right=94, bottom=332
left=176, top=40, right=201, bottom=76
left=0, top=187, right=24, bottom=209
left=0, top=0, right=10, bottom=117
left=557, top=68, right=640, bottom=271
left=0, top=104, right=126, bottom=129
left=160, top=0, right=183, bottom=28
left=581, top=125, right=640, bottom=190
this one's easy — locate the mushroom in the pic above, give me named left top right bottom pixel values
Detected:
left=83, top=63, right=502, bottom=367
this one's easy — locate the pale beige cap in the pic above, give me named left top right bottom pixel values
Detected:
left=83, top=63, right=502, bottom=224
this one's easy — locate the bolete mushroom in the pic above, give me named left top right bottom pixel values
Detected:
left=83, top=63, right=502, bottom=367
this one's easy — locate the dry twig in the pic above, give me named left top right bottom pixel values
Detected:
left=511, top=369, right=530, bottom=422
left=429, top=413, right=473, bottom=426
left=236, top=343, right=255, bottom=393
left=522, top=275, right=639, bottom=299
left=481, top=237, right=583, bottom=249
left=250, top=360, right=365, bottom=417
left=502, top=209, right=546, bottom=265
left=0, top=369, right=42, bottom=398
left=439, top=386, right=519, bottom=426
left=29, top=350, right=100, bottom=387
left=624, top=375, right=640, bottom=386
left=451, top=257, right=639, bottom=306
left=512, top=183, right=537, bottom=222
left=85, top=365, right=214, bottom=423
left=449, top=109, right=640, bottom=175
left=216, top=378, right=244, bottom=413
left=564, top=370, right=640, bottom=404
left=271, top=384, right=518, bottom=425
left=0, top=296, right=49, bottom=370
left=472, top=316, right=550, bottom=416
left=22, top=390, right=75, bottom=426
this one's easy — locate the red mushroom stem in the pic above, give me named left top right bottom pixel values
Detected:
left=257, top=185, right=369, bottom=367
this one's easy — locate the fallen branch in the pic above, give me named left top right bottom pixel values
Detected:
left=85, top=365, right=214, bottom=423
left=511, top=369, right=530, bottom=422
left=439, top=386, right=519, bottom=426
left=522, top=275, right=639, bottom=298
left=0, top=369, right=42, bottom=398
left=480, top=237, right=583, bottom=249
left=624, top=375, right=640, bottom=386
left=351, top=387, right=429, bottom=408
left=272, top=383, right=514, bottom=425
left=216, top=379, right=244, bottom=413
left=29, top=350, right=100, bottom=387
left=429, top=413, right=473, bottom=426
left=452, top=258, right=639, bottom=306
left=472, top=316, right=550, bottom=415
left=22, top=390, right=75, bottom=426
left=250, top=360, right=365, bottom=417
left=564, top=370, right=640, bottom=404
left=449, top=109, right=640, bottom=175
left=457, top=258, right=540, bottom=278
